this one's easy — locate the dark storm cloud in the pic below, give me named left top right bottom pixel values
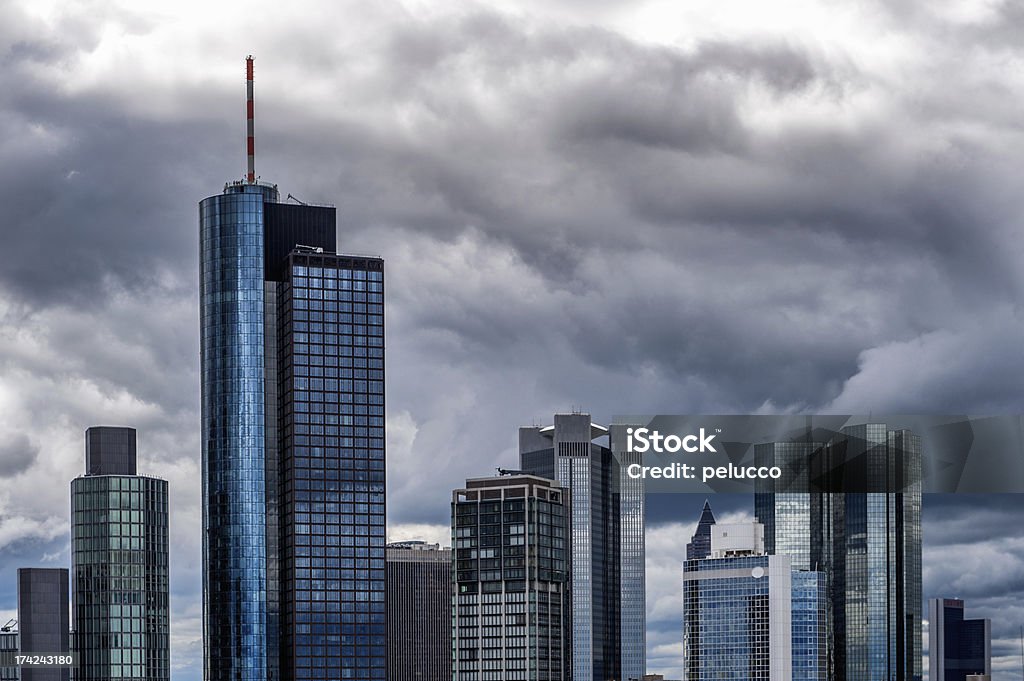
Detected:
left=3, top=2, right=1024, bottom=679
left=251, top=7, right=1024, bottom=415
left=0, top=434, right=39, bottom=476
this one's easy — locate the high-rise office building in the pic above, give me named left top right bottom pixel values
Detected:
left=754, top=424, right=923, bottom=681
left=685, top=500, right=715, bottom=561
left=928, top=598, right=991, bottom=681
left=0, top=628, right=17, bottom=681
left=519, top=413, right=645, bottom=681
left=754, top=442, right=817, bottom=571
left=790, top=571, right=829, bottom=681
left=17, top=568, right=69, bottom=681
left=452, top=474, right=570, bottom=681
left=386, top=541, right=452, bottom=681
left=70, top=426, right=169, bottom=681
left=681, top=522, right=828, bottom=681
left=200, top=57, right=386, bottom=681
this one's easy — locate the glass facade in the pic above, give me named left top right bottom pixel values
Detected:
left=682, top=554, right=793, bottom=681
left=452, top=476, right=569, bottom=681
left=71, top=474, right=169, bottom=681
left=754, top=442, right=818, bottom=571
left=277, top=252, right=386, bottom=681
left=754, top=424, right=923, bottom=681
left=201, top=179, right=384, bottom=681
left=614, top=436, right=645, bottom=681
left=791, top=572, right=828, bottom=681
left=200, top=183, right=277, bottom=681
left=928, top=598, right=992, bottom=681
left=519, top=415, right=645, bottom=681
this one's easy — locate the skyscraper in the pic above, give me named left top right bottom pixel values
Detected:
left=685, top=500, right=715, bottom=561
left=754, top=424, right=923, bottom=681
left=451, top=474, right=570, bottom=681
left=200, top=56, right=386, bottom=681
left=386, top=541, right=452, bottom=681
left=71, top=426, right=170, bottom=681
left=681, top=522, right=828, bottom=681
left=519, top=413, right=645, bottom=681
left=928, top=598, right=991, bottom=681
left=17, top=568, right=69, bottom=681
left=753, top=442, right=817, bottom=571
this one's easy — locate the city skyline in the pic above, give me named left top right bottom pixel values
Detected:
left=3, top=1, right=1024, bottom=680
left=2, top=432, right=1024, bottom=675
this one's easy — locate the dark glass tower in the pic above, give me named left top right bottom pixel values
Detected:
left=519, top=413, right=645, bottom=681
left=200, top=178, right=385, bottom=681
left=928, top=598, right=991, bottom=681
left=17, top=568, right=70, bottom=681
left=276, top=249, right=386, bottom=681
left=71, top=427, right=170, bottom=681
left=754, top=424, right=923, bottom=681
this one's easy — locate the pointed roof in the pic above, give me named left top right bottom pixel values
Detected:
left=697, top=499, right=716, bottom=526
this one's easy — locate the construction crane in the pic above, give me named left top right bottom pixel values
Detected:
left=1, top=619, right=16, bottom=632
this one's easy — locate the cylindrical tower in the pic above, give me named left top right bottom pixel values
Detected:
left=199, top=181, right=279, bottom=681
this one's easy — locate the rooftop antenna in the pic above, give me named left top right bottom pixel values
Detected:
left=246, top=55, right=255, bottom=183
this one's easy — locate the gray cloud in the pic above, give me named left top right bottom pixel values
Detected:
left=2, top=1, right=1024, bottom=679
left=0, top=434, right=39, bottom=476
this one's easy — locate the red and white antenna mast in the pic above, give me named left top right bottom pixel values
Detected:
left=246, top=55, right=255, bottom=183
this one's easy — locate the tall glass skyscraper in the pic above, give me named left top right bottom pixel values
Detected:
left=71, top=426, right=170, bottom=681
left=200, top=172, right=385, bottom=677
left=754, top=424, right=922, bottom=681
left=276, top=250, right=386, bottom=681
left=519, top=413, right=645, bottom=681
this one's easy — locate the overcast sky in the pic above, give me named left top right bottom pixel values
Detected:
left=1, top=0, right=1023, bottom=679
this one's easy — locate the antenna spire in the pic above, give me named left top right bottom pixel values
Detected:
left=246, top=55, right=255, bottom=183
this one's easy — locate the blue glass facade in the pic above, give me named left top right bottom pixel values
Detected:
left=200, top=183, right=277, bottom=681
left=753, top=424, right=922, bottom=681
left=201, top=180, right=384, bottom=681
left=519, top=416, right=646, bottom=681
left=277, top=252, right=386, bottom=681
left=791, top=572, right=828, bottom=681
left=682, top=554, right=789, bottom=680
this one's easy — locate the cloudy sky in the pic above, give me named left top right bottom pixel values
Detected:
left=1, top=0, right=1023, bottom=678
